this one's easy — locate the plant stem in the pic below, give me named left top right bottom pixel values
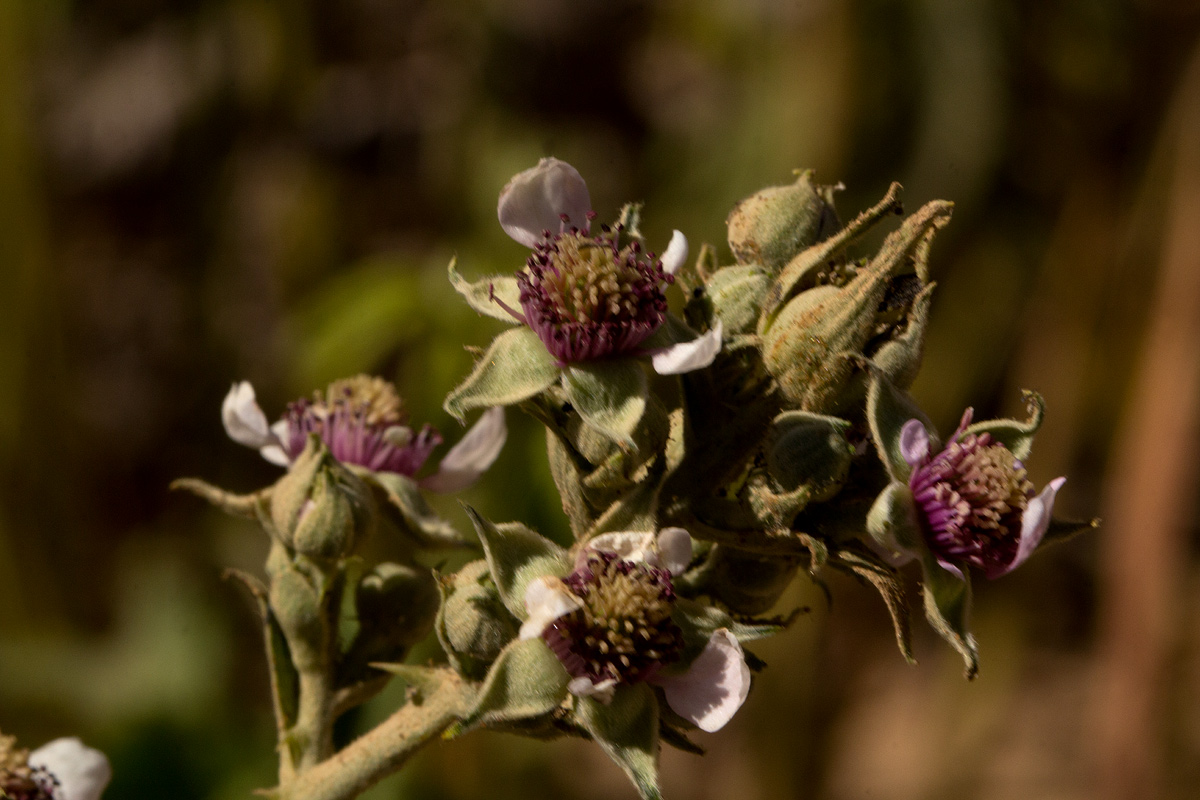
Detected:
left=275, top=669, right=473, bottom=800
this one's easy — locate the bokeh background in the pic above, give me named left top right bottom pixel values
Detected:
left=2, top=0, right=1200, bottom=798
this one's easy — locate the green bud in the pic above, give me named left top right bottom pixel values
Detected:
left=706, top=545, right=801, bottom=615
left=269, top=566, right=324, bottom=668
left=759, top=198, right=952, bottom=413
left=357, top=563, right=440, bottom=649
left=339, top=563, right=440, bottom=682
left=727, top=170, right=840, bottom=271
left=767, top=411, right=854, bottom=497
left=705, top=263, right=772, bottom=334
left=437, top=560, right=519, bottom=680
left=270, top=436, right=375, bottom=560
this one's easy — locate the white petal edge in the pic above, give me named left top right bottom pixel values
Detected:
left=582, top=531, right=657, bottom=569
left=259, top=418, right=293, bottom=466
left=497, top=157, right=592, bottom=248
left=518, top=576, right=583, bottom=640
left=660, top=230, right=688, bottom=276
left=899, top=419, right=930, bottom=466
left=658, top=629, right=750, bottom=733
left=221, top=381, right=273, bottom=448
left=568, top=676, right=617, bottom=703
left=651, top=319, right=723, bottom=375
left=656, top=527, right=693, bottom=575
left=421, top=407, right=507, bottom=494
left=28, top=737, right=112, bottom=800
left=998, top=476, right=1066, bottom=577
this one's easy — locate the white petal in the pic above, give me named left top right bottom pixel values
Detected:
left=259, top=444, right=290, bottom=466
left=221, top=381, right=273, bottom=448
left=568, top=676, right=617, bottom=703
left=582, top=531, right=657, bottom=569
left=518, top=576, right=583, bottom=640
left=995, top=476, right=1067, bottom=577
left=656, top=527, right=693, bottom=575
left=420, top=407, right=508, bottom=494
left=899, top=419, right=930, bottom=466
left=660, top=230, right=688, bottom=276
left=259, top=418, right=294, bottom=465
left=651, top=319, right=723, bottom=375
left=29, top=737, right=112, bottom=800
left=658, top=629, right=750, bottom=733
left=497, top=157, right=592, bottom=248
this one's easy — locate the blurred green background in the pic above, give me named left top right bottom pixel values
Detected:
left=2, top=0, right=1199, bottom=798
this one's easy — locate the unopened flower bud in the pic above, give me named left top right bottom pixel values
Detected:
left=356, top=563, right=440, bottom=649
left=437, top=560, right=518, bottom=679
left=760, top=196, right=950, bottom=413
left=270, top=436, right=375, bottom=560
left=727, top=170, right=840, bottom=271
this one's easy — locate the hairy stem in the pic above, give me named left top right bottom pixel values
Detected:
left=275, top=669, right=473, bottom=800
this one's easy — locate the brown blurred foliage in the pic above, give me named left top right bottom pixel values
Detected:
left=1, top=1, right=1199, bottom=798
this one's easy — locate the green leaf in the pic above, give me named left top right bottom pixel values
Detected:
left=448, top=259, right=523, bottom=322
left=829, top=542, right=915, bottom=665
left=456, top=638, right=569, bottom=731
left=576, top=683, right=662, bottom=800
left=962, top=390, right=1045, bottom=461
left=463, top=506, right=570, bottom=619
left=367, top=471, right=473, bottom=550
left=866, top=371, right=934, bottom=482
left=444, top=327, right=561, bottom=421
left=225, top=569, right=299, bottom=728
left=921, top=554, right=978, bottom=679
left=562, top=360, right=649, bottom=447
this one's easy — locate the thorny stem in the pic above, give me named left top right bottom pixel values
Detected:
left=273, top=670, right=474, bottom=800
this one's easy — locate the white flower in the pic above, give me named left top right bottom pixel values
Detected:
left=220, top=378, right=506, bottom=492
left=496, top=158, right=719, bottom=374
left=28, top=738, right=111, bottom=800
left=520, top=528, right=752, bottom=732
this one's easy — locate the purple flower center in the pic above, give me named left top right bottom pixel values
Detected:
left=543, top=552, right=684, bottom=687
left=280, top=375, right=443, bottom=475
left=909, top=432, right=1035, bottom=573
left=517, top=223, right=672, bottom=365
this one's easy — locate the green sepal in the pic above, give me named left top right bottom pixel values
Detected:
left=828, top=542, right=914, bottom=665
left=463, top=506, right=570, bottom=619
left=1042, top=516, right=1101, bottom=547
left=585, top=455, right=666, bottom=538
left=866, top=372, right=934, bottom=483
left=225, top=568, right=299, bottom=729
left=368, top=663, right=453, bottom=696
left=921, top=553, right=979, bottom=679
left=576, top=683, right=662, bottom=800
left=456, top=638, right=569, bottom=732
left=673, top=597, right=795, bottom=664
left=171, top=478, right=270, bottom=520
left=448, top=259, right=522, bottom=322
left=444, top=327, right=560, bottom=421
left=865, top=482, right=923, bottom=557
left=562, top=360, right=649, bottom=448
left=365, top=471, right=472, bottom=550
left=870, top=281, right=935, bottom=390
left=545, top=431, right=594, bottom=540
left=962, top=390, right=1045, bottom=461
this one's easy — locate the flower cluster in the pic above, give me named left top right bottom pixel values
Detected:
left=181, top=158, right=1091, bottom=800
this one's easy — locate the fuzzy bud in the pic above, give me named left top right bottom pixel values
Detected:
left=270, top=436, right=375, bottom=560
left=437, top=560, right=518, bottom=679
left=727, top=170, right=840, bottom=271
